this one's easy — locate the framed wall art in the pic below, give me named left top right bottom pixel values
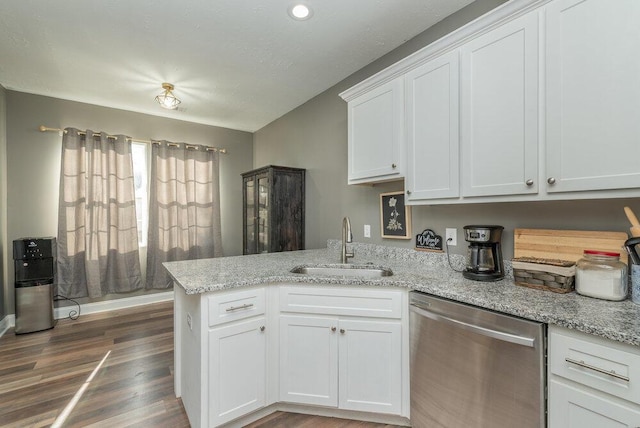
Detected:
left=380, top=191, right=411, bottom=239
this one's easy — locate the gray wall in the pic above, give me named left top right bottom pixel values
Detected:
left=254, top=0, right=640, bottom=258
left=0, top=85, right=6, bottom=319
left=4, top=91, right=253, bottom=314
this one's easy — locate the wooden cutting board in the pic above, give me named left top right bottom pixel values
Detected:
left=513, top=228, right=629, bottom=264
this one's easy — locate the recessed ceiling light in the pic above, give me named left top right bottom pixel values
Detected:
left=288, top=3, right=313, bottom=20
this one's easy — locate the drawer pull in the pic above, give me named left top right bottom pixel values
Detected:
left=565, top=357, right=630, bottom=382
left=226, top=303, right=254, bottom=312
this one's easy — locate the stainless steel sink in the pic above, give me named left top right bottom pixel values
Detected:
left=289, top=264, right=393, bottom=278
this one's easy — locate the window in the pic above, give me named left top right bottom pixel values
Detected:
left=132, top=143, right=148, bottom=247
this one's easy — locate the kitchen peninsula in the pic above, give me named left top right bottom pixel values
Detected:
left=165, top=241, right=640, bottom=427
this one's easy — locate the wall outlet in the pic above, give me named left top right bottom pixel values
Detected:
left=364, top=224, right=371, bottom=238
left=186, top=313, right=193, bottom=331
left=445, top=228, right=457, bottom=246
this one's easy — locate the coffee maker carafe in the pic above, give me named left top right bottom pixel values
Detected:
left=463, top=225, right=504, bottom=281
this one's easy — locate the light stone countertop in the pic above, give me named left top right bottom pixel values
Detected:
left=164, top=241, right=640, bottom=347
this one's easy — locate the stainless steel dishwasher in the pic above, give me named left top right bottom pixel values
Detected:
left=409, top=291, right=545, bottom=428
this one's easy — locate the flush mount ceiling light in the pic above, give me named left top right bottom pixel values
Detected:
left=288, top=3, right=313, bottom=20
left=154, top=82, right=181, bottom=110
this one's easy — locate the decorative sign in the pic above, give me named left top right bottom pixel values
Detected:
left=415, top=229, right=443, bottom=251
left=380, top=191, right=411, bottom=239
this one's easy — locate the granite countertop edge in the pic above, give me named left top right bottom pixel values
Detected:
left=164, top=242, right=640, bottom=347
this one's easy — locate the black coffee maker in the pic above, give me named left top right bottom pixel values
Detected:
left=463, top=225, right=504, bottom=281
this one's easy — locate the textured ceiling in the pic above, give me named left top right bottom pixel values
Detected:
left=0, top=0, right=475, bottom=132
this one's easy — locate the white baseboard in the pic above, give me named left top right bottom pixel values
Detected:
left=220, top=403, right=411, bottom=428
left=0, top=291, right=174, bottom=339
left=55, top=291, right=174, bottom=319
left=0, top=314, right=14, bottom=338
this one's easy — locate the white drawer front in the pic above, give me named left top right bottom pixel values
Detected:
left=549, top=326, right=640, bottom=404
left=279, top=286, right=402, bottom=319
left=207, top=288, right=265, bottom=326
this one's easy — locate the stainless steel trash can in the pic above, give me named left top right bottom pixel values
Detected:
left=15, top=279, right=55, bottom=334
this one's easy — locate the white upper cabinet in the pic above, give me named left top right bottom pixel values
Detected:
left=461, top=12, right=539, bottom=197
left=341, top=0, right=640, bottom=202
left=405, top=50, right=460, bottom=201
left=344, top=78, right=405, bottom=185
left=545, top=0, right=640, bottom=193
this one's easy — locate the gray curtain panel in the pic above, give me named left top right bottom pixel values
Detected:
left=57, top=128, right=143, bottom=298
left=145, top=141, right=223, bottom=289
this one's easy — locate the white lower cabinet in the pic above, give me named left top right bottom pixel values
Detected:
left=279, top=315, right=402, bottom=414
left=208, top=317, right=267, bottom=427
left=176, top=285, right=407, bottom=427
left=337, top=318, right=402, bottom=414
left=279, top=286, right=406, bottom=416
left=279, top=315, right=339, bottom=407
left=548, top=325, right=640, bottom=427
left=174, top=286, right=270, bottom=428
left=549, top=379, right=640, bottom=427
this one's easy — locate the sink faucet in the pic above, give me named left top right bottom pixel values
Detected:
left=341, top=216, right=354, bottom=263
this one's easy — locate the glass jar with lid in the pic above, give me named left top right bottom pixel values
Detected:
left=575, top=250, right=628, bottom=301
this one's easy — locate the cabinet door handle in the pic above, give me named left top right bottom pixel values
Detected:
left=340, top=329, right=346, bottom=334
left=392, top=163, right=397, bottom=169
left=547, top=177, right=556, bottom=185
left=226, top=303, right=254, bottom=312
left=565, top=357, right=629, bottom=382
left=260, top=326, right=266, bottom=332
left=406, top=190, right=412, bottom=195
left=525, top=179, right=534, bottom=186
left=410, top=304, right=535, bottom=347
left=331, top=326, right=337, bottom=332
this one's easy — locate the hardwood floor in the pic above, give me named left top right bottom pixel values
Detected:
left=0, top=301, right=188, bottom=428
left=246, top=412, right=403, bottom=428
left=0, top=302, right=404, bottom=428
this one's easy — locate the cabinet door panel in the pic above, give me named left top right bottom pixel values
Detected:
left=549, top=379, right=640, bottom=427
left=338, top=319, right=402, bottom=414
left=348, top=78, right=404, bottom=184
left=208, top=317, right=266, bottom=426
left=406, top=50, right=460, bottom=201
left=257, top=174, right=270, bottom=253
left=279, top=315, right=338, bottom=407
left=270, top=170, right=305, bottom=252
left=243, top=175, right=256, bottom=254
left=461, top=12, right=539, bottom=197
left=546, top=0, right=640, bottom=193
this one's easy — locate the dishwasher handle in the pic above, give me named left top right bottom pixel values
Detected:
left=410, top=303, right=536, bottom=348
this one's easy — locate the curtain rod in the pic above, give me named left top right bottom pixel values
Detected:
left=38, top=125, right=228, bottom=154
